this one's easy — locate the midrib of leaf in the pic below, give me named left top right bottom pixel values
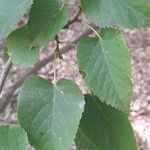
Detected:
left=16, top=131, right=20, bottom=150
left=77, top=96, right=114, bottom=150
left=7, top=130, right=10, bottom=150
left=51, top=85, right=66, bottom=149
left=91, top=96, right=129, bottom=144
left=34, top=85, right=57, bottom=150
left=78, top=96, right=130, bottom=150
left=77, top=128, right=99, bottom=150
left=96, top=39, right=124, bottom=107
left=51, top=85, right=57, bottom=148
left=52, top=85, right=81, bottom=149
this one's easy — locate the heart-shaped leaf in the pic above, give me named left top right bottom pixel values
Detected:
left=75, top=95, right=137, bottom=150
left=18, top=75, right=85, bottom=150
left=77, top=29, right=132, bottom=112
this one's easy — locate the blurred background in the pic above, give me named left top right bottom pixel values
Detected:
left=0, top=0, right=150, bottom=149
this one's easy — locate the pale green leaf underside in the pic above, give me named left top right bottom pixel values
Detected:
left=0, top=126, right=29, bottom=150
left=81, top=0, right=150, bottom=28
left=75, top=95, right=137, bottom=150
left=7, top=0, right=69, bottom=67
left=0, top=0, right=32, bottom=38
left=18, top=75, right=85, bottom=150
left=77, top=29, right=132, bottom=112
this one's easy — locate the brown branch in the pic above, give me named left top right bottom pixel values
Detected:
left=0, top=58, right=12, bottom=94
left=0, top=25, right=100, bottom=113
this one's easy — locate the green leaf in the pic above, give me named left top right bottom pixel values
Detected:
left=77, top=29, right=132, bottom=112
left=75, top=95, right=137, bottom=150
left=7, top=28, right=39, bottom=66
left=81, top=0, right=150, bottom=28
left=7, top=0, right=69, bottom=67
left=0, top=0, right=33, bottom=38
left=0, top=126, right=29, bottom=150
left=18, top=75, right=85, bottom=150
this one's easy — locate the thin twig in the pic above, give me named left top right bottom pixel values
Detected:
left=63, top=7, right=82, bottom=29
left=0, top=58, right=12, bottom=94
left=0, top=24, right=100, bottom=112
left=55, top=35, right=63, bottom=59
